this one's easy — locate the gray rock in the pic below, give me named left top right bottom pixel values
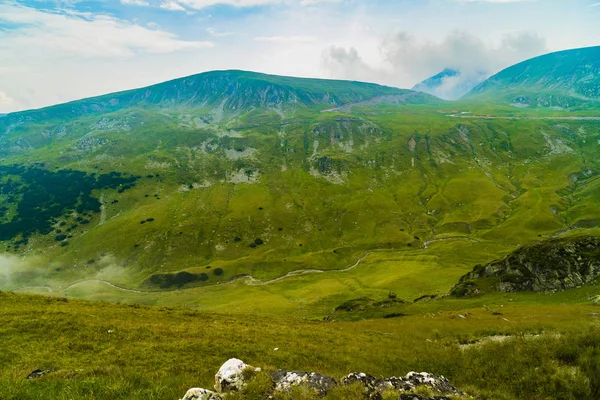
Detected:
left=180, top=388, right=222, bottom=400
left=589, top=313, right=599, bottom=318
left=26, top=369, right=51, bottom=379
left=343, top=372, right=381, bottom=398
left=271, top=369, right=337, bottom=396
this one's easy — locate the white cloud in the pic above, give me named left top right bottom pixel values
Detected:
left=178, top=0, right=281, bottom=9
left=206, top=27, right=235, bottom=37
left=589, top=2, right=600, bottom=6
left=254, top=35, right=317, bottom=42
left=322, top=30, right=548, bottom=93
left=0, top=4, right=212, bottom=57
left=121, top=0, right=150, bottom=6
left=458, top=0, right=532, bottom=2
left=0, top=90, right=18, bottom=112
left=160, top=1, right=187, bottom=11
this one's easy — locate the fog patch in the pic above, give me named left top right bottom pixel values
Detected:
left=0, top=254, right=46, bottom=290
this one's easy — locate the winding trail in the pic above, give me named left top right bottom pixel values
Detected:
left=447, top=114, right=600, bottom=121
left=236, top=252, right=372, bottom=286
left=61, top=279, right=145, bottom=293
left=10, top=252, right=375, bottom=295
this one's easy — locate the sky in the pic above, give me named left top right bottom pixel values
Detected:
left=0, top=0, right=599, bottom=112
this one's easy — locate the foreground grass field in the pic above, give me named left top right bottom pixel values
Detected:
left=1, top=291, right=599, bottom=400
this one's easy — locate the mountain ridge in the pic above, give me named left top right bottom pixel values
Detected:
left=463, top=45, right=600, bottom=108
left=1, top=70, right=431, bottom=124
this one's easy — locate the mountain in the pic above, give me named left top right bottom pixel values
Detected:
left=0, top=69, right=598, bottom=318
left=463, top=46, right=600, bottom=108
left=1, top=70, right=432, bottom=125
left=412, top=68, right=486, bottom=100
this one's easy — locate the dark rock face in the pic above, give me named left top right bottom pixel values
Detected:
left=452, top=236, right=600, bottom=296
left=271, top=370, right=337, bottom=396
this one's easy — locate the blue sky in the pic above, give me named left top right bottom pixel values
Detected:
left=0, top=0, right=599, bottom=112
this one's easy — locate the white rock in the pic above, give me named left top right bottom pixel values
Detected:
left=214, top=358, right=260, bottom=393
left=180, top=388, right=221, bottom=400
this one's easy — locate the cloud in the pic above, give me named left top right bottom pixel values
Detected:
left=321, top=46, right=377, bottom=80
left=177, top=0, right=282, bottom=9
left=255, top=35, right=317, bottom=43
left=121, top=0, right=150, bottom=6
left=0, top=4, right=212, bottom=57
left=321, top=30, right=548, bottom=96
left=0, top=90, right=20, bottom=113
left=458, top=0, right=532, bottom=3
left=206, top=27, right=235, bottom=37
left=589, top=2, right=600, bottom=6
left=160, top=1, right=187, bottom=11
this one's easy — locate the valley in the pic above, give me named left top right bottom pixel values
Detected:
left=1, top=46, right=599, bottom=399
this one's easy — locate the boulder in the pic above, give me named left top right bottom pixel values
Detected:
left=404, top=372, right=460, bottom=395
left=342, top=372, right=380, bottom=398
left=214, top=358, right=260, bottom=393
left=271, top=370, right=337, bottom=396
left=344, top=371, right=462, bottom=399
left=180, top=388, right=222, bottom=400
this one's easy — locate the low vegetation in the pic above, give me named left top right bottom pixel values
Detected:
left=1, top=291, right=599, bottom=399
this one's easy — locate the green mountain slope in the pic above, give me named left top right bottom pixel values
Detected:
left=463, top=46, right=600, bottom=109
left=0, top=69, right=599, bottom=316
left=0, top=70, right=430, bottom=126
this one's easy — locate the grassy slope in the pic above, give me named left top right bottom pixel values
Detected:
left=1, top=102, right=599, bottom=318
left=1, top=291, right=599, bottom=400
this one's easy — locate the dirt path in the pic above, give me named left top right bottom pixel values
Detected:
left=448, top=114, right=600, bottom=120
left=239, top=252, right=372, bottom=286
left=61, top=279, right=145, bottom=294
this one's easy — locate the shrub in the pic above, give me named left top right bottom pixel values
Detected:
left=214, top=268, right=224, bottom=276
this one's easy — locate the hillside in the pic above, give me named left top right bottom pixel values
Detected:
left=463, top=46, right=600, bottom=109
left=0, top=68, right=598, bottom=318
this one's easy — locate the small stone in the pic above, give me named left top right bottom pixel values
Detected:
left=26, top=369, right=51, bottom=379
left=181, top=388, right=222, bottom=400
left=589, top=313, right=599, bottom=318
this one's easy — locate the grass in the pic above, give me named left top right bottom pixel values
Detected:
left=1, top=291, right=599, bottom=399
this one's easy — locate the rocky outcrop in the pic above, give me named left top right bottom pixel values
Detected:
left=451, top=236, right=600, bottom=296
left=271, top=370, right=337, bottom=396
left=180, top=358, right=467, bottom=400
left=343, top=371, right=463, bottom=400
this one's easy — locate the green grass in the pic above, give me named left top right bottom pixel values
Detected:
left=1, top=291, right=599, bottom=399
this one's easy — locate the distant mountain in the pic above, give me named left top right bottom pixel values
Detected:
left=412, top=68, right=486, bottom=100
left=2, top=70, right=435, bottom=124
left=463, top=46, right=600, bottom=108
